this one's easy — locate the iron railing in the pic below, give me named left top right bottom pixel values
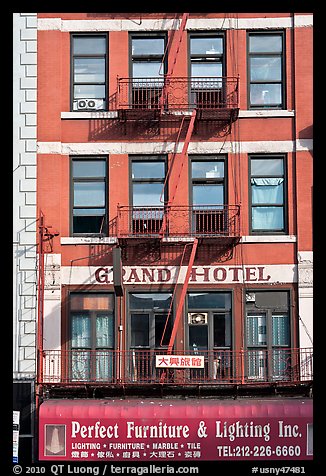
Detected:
left=117, top=205, right=240, bottom=239
left=40, top=348, right=313, bottom=386
left=117, top=76, right=239, bottom=111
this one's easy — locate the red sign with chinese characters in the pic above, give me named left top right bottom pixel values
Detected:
left=39, top=399, right=313, bottom=461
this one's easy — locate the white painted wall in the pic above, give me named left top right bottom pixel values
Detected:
left=13, top=13, right=37, bottom=378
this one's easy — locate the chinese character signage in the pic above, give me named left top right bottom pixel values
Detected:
left=155, top=355, right=204, bottom=369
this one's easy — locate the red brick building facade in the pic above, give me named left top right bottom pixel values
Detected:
left=36, top=13, right=313, bottom=463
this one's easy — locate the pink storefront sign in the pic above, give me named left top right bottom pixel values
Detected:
left=39, top=398, right=313, bottom=461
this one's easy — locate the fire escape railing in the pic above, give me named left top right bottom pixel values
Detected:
left=117, top=205, right=240, bottom=239
left=117, top=76, right=239, bottom=112
left=40, top=347, right=313, bottom=386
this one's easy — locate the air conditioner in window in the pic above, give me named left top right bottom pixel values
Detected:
left=188, top=312, right=208, bottom=325
left=246, top=292, right=256, bottom=303
left=74, top=99, right=104, bottom=111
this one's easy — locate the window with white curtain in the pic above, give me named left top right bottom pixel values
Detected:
left=245, top=291, right=291, bottom=381
left=250, top=155, right=286, bottom=233
left=70, top=293, right=114, bottom=382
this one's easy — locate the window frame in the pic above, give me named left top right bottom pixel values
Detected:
left=244, top=289, right=293, bottom=381
left=249, top=154, right=288, bottom=235
left=70, top=33, right=108, bottom=111
left=68, top=291, right=115, bottom=382
left=130, top=155, right=167, bottom=207
left=247, top=30, right=286, bottom=109
left=129, top=32, right=167, bottom=79
left=188, top=31, right=226, bottom=78
left=70, top=156, right=108, bottom=237
left=127, top=291, right=174, bottom=351
left=189, top=155, right=227, bottom=207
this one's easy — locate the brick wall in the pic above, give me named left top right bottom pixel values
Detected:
left=13, top=13, right=37, bottom=377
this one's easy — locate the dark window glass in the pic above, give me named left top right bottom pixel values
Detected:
left=131, top=314, right=150, bottom=347
left=129, top=293, right=172, bottom=310
left=188, top=292, right=231, bottom=310
left=213, top=313, right=231, bottom=347
left=155, top=314, right=172, bottom=347
left=72, top=159, right=107, bottom=235
left=189, top=325, right=208, bottom=351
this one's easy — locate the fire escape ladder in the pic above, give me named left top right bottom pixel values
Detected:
left=159, top=13, right=189, bottom=110
left=167, top=238, right=198, bottom=354
left=159, top=109, right=197, bottom=237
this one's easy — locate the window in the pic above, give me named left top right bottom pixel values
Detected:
left=245, top=291, right=291, bottom=381
left=187, top=292, right=232, bottom=381
left=128, top=292, right=173, bottom=381
left=250, top=155, right=286, bottom=233
left=71, top=34, right=107, bottom=111
left=130, top=34, right=166, bottom=108
left=131, top=156, right=166, bottom=235
left=70, top=293, right=115, bottom=382
left=248, top=32, right=285, bottom=108
left=191, top=156, right=226, bottom=234
left=71, top=158, right=107, bottom=235
left=189, top=33, right=224, bottom=108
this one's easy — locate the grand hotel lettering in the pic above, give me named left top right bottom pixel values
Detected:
left=94, top=266, right=273, bottom=285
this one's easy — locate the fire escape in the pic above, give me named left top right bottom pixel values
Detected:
left=116, top=13, right=240, bottom=356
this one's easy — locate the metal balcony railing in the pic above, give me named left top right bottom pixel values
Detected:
left=117, top=76, right=239, bottom=111
left=117, top=205, right=240, bottom=239
left=40, top=348, right=313, bottom=386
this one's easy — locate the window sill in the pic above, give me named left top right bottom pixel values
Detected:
left=241, top=235, right=296, bottom=243
left=61, top=236, right=118, bottom=245
left=61, top=111, right=118, bottom=119
left=239, top=110, right=295, bottom=118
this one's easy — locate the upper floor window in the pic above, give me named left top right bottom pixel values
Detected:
left=190, top=156, right=226, bottom=234
left=249, top=155, right=286, bottom=233
left=71, top=34, right=107, bottom=111
left=131, top=156, right=166, bottom=235
left=248, top=32, right=285, bottom=109
left=189, top=33, right=225, bottom=108
left=71, top=158, right=107, bottom=235
left=130, top=34, right=166, bottom=108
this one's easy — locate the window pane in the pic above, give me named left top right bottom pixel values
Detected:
left=249, top=35, right=282, bottom=53
left=250, top=83, right=282, bottom=106
left=74, top=84, right=106, bottom=99
left=73, top=214, right=105, bottom=234
left=193, top=184, right=224, bottom=206
left=133, top=62, right=163, bottom=78
left=96, top=314, right=114, bottom=348
left=73, top=161, right=106, bottom=178
left=74, top=182, right=105, bottom=207
left=251, top=158, right=284, bottom=175
left=132, top=38, right=165, bottom=55
left=250, top=56, right=282, bottom=81
left=155, top=314, right=171, bottom=347
left=133, top=183, right=163, bottom=206
left=130, top=293, right=172, bottom=310
left=73, top=36, right=106, bottom=55
left=74, top=58, right=105, bottom=83
left=272, top=349, right=291, bottom=378
left=272, top=314, right=290, bottom=346
left=252, top=182, right=284, bottom=204
left=192, top=161, right=224, bottom=178
left=96, top=351, right=113, bottom=381
left=131, top=314, right=149, bottom=347
left=247, top=313, right=267, bottom=346
left=189, top=326, right=208, bottom=351
left=191, top=62, right=222, bottom=78
left=190, top=37, right=223, bottom=55
left=188, top=293, right=231, bottom=310
left=71, top=314, right=91, bottom=348
left=252, top=207, right=284, bottom=230
left=214, top=313, right=231, bottom=347
left=132, top=161, right=165, bottom=179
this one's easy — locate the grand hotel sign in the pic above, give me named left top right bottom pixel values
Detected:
left=61, top=264, right=297, bottom=286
